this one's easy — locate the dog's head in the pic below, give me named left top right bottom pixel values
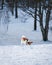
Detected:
left=21, top=35, right=28, bottom=44
left=21, top=35, right=28, bottom=41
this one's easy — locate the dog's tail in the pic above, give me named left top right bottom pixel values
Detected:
left=26, top=40, right=33, bottom=45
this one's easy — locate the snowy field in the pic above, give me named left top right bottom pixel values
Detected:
left=0, top=8, right=52, bottom=65
left=0, top=44, right=52, bottom=65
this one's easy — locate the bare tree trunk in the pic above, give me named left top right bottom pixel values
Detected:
left=15, top=0, right=18, bottom=18
left=11, top=1, right=14, bottom=15
left=26, top=0, right=30, bottom=8
left=39, top=1, right=51, bottom=41
left=43, top=8, right=51, bottom=41
left=42, top=29, right=48, bottom=41
left=34, top=2, right=37, bottom=30
left=1, top=0, right=4, bottom=9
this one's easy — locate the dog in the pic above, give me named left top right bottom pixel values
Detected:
left=21, top=35, right=33, bottom=45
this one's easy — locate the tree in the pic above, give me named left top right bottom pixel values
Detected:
left=6, top=0, right=14, bottom=15
left=15, top=0, right=18, bottom=18
left=34, top=1, right=37, bottom=30
left=1, top=0, right=4, bottom=9
left=39, top=0, right=51, bottom=41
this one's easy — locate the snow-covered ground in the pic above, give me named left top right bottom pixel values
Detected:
left=0, top=44, right=52, bottom=65
left=0, top=8, right=52, bottom=65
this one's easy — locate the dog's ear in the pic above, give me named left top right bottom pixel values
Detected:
left=22, top=38, right=28, bottom=41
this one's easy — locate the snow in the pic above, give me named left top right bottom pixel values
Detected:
left=0, top=7, right=52, bottom=65
left=0, top=45, right=52, bottom=65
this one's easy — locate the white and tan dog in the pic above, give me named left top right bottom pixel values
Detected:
left=21, top=35, right=33, bottom=45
